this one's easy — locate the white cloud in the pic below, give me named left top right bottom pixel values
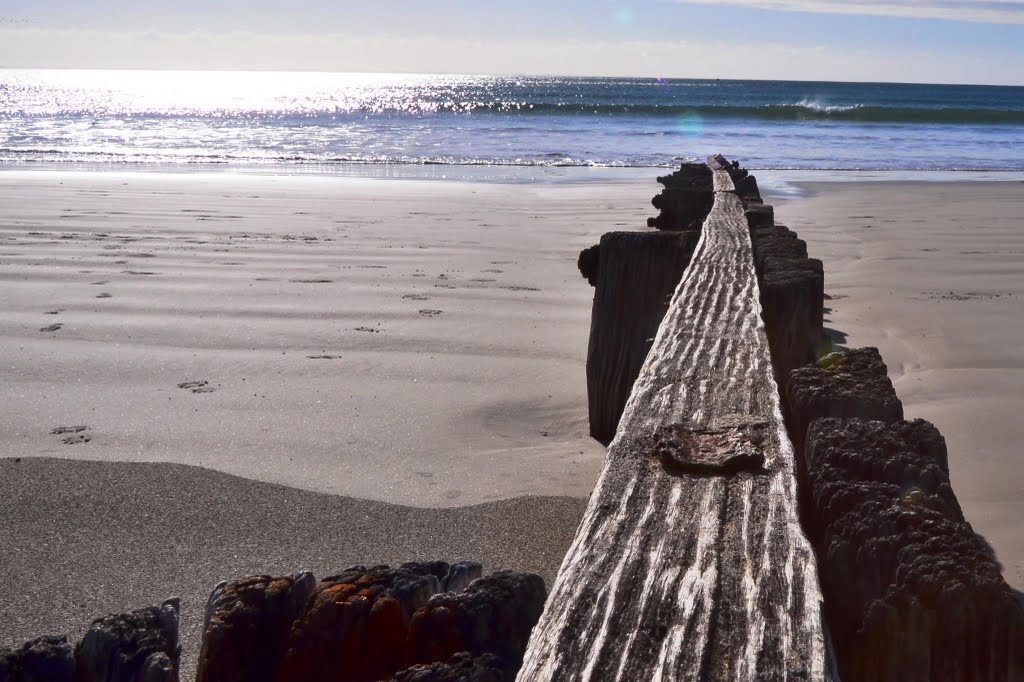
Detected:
left=0, top=26, right=1021, bottom=85
left=673, top=0, right=1024, bottom=23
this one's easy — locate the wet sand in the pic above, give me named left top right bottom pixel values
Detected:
left=0, top=457, right=586, bottom=674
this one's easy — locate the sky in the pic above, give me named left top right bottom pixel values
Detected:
left=0, top=1, right=1022, bottom=84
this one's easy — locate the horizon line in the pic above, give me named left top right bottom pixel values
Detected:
left=1, top=66, right=1021, bottom=89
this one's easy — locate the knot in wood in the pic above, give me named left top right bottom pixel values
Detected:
left=650, top=423, right=766, bottom=477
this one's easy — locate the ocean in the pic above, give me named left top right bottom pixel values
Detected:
left=2, top=70, right=1023, bottom=175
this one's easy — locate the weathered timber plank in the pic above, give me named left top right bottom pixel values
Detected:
left=517, top=168, right=836, bottom=681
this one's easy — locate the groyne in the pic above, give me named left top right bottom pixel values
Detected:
left=523, top=155, right=1022, bottom=681
left=519, top=157, right=835, bottom=680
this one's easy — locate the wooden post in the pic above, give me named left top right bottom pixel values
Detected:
left=583, top=231, right=701, bottom=445
left=517, top=164, right=836, bottom=681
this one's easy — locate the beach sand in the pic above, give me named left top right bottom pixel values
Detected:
left=0, top=172, right=653, bottom=506
left=778, top=180, right=1024, bottom=591
left=2, top=172, right=1022, bottom=673
left=0, top=171, right=651, bottom=670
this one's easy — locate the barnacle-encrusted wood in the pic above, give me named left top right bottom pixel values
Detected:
left=517, top=162, right=836, bottom=681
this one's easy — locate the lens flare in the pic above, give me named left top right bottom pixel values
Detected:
left=676, top=110, right=705, bottom=137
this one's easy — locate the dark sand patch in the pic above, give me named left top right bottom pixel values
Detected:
left=0, top=458, right=586, bottom=677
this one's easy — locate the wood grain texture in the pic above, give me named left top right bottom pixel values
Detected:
left=584, top=231, right=701, bottom=445
left=517, top=169, right=836, bottom=681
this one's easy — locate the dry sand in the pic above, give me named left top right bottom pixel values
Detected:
left=777, top=180, right=1024, bottom=591
left=0, top=171, right=656, bottom=506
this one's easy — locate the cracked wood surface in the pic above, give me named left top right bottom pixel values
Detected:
left=517, top=169, right=836, bottom=681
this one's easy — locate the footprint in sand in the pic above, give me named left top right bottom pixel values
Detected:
left=307, top=354, right=343, bottom=360
left=96, top=293, right=112, bottom=299
left=52, top=425, right=87, bottom=435
left=52, top=425, right=91, bottom=445
left=403, top=294, right=430, bottom=301
left=40, top=323, right=63, bottom=332
left=44, top=309, right=63, bottom=315
left=61, top=433, right=91, bottom=445
left=178, top=380, right=216, bottom=393
left=419, top=309, right=443, bottom=317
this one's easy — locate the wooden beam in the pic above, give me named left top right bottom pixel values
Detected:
left=517, top=166, right=836, bottom=681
